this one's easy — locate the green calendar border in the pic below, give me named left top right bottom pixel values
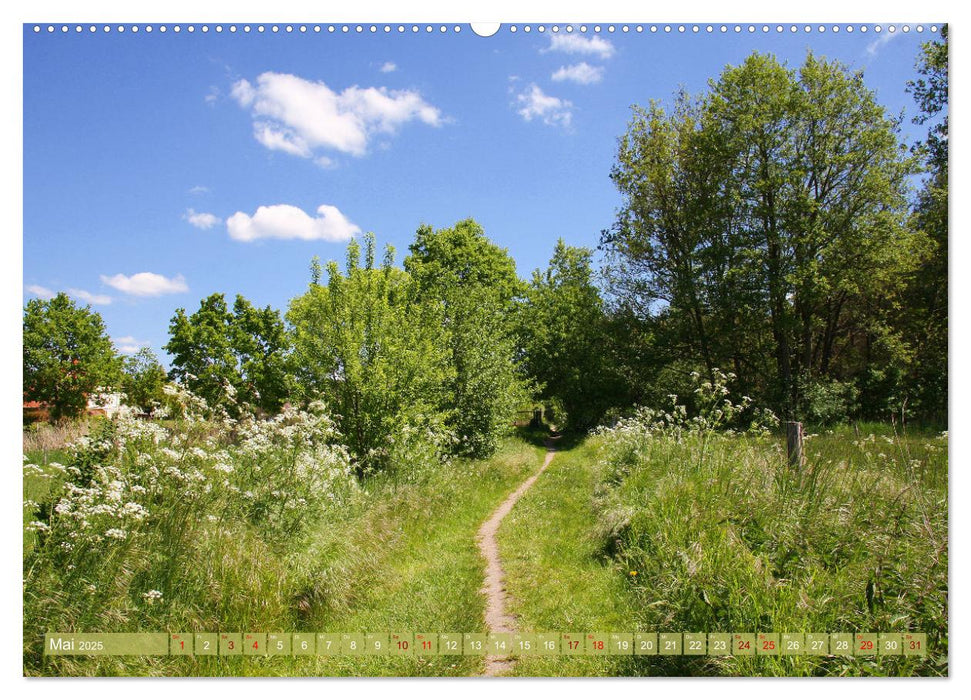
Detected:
left=42, top=632, right=927, bottom=657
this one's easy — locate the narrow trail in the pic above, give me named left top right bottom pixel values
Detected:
left=477, top=437, right=558, bottom=677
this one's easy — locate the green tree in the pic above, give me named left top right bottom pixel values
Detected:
left=288, top=234, right=452, bottom=472
left=405, top=219, right=529, bottom=457
left=230, top=295, right=291, bottom=414
left=604, top=52, right=923, bottom=420
left=121, top=347, right=167, bottom=413
left=406, top=219, right=523, bottom=304
left=165, top=293, right=290, bottom=415
left=901, top=26, right=948, bottom=422
left=23, top=293, right=121, bottom=421
left=520, top=240, right=622, bottom=430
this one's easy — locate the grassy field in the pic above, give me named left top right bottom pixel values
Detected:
left=23, top=404, right=947, bottom=677
left=499, top=422, right=947, bottom=677
left=586, top=417, right=947, bottom=676
left=23, top=405, right=546, bottom=677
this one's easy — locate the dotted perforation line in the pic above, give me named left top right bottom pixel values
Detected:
left=30, top=24, right=466, bottom=34
left=31, top=23, right=939, bottom=35
left=506, top=23, right=935, bottom=34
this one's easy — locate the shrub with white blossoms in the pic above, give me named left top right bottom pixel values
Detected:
left=29, top=385, right=357, bottom=583
left=594, top=369, right=779, bottom=480
left=229, top=400, right=357, bottom=540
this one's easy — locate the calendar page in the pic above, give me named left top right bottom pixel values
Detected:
left=20, top=10, right=948, bottom=681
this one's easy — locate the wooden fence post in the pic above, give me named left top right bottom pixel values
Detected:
left=786, top=421, right=805, bottom=468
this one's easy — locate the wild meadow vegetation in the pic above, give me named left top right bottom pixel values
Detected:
left=24, top=387, right=547, bottom=676
left=497, top=374, right=947, bottom=677
left=23, top=33, right=948, bottom=677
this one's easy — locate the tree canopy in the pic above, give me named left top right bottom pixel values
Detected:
left=23, top=293, right=121, bottom=421
left=165, top=293, right=290, bottom=416
left=603, top=51, right=926, bottom=422
left=121, top=347, right=168, bottom=414
left=520, top=240, right=623, bottom=430
left=288, top=234, right=453, bottom=472
left=405, top=219, right=529, bottom=456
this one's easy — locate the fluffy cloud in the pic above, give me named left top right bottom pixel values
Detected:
left=516, top=84, right=573, bottom=128
left=226, top=204, right=360, bottom=243
left=552, top=62, right=604, bottom=85
left=188, top=185, right=209, bottom=195
left=379, top=62, right=397, bottom=73
left=545, top=34, right=615, bottom=59
left=231, top=71, right=442, bottom=160
left=68, top=288, right=112, bottom=305
left=25, top=284, right=54, bottom=299
left=185, top=209, right=222, bottom=230
left=113, top=336, right=147, bottom=354
left=100, top=272, right=189, bottom=297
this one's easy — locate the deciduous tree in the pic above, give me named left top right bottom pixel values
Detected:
left=604, top=52, right=923, bottom=420
left=23, top=293, right=121, bottom=421
left=405, top=219, right=528, bottom=456
left=121, top=347, right=167, bottom=414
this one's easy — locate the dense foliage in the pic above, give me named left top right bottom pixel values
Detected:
left=900, top=27, right=948, bottom=422
left=405, top=219, right=530, bottom=457
left=519, top=240, right=624, bottom=430
left=120, top=347, right=168, bottom=414
left=288, top=234, right=454, bottom=475
left=601, top=51, right=939, bottom=426
left=165, top=293, right=291, bottom=416
left=23, top=293, right=121, bottom=421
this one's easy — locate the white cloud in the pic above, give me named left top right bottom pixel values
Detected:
left=226, top=204, right=360, bottom=243
left=545, top=34, right=615, bottom=60
left=113, top=336, right=147, bottom=354
left=185, top=208, right=222, bottom=230
left=25, top=284, right=54, bottom=299
left=188, top=185, right=209, bottom=195
left=230, top=72, right=443, bottom=161
left=515, top=84, right=573, bottom=128
left=379, top=62, right=397, bottom=73
left=68, top=288, right=112, bottom=305
left=866, top=30, right=902, bottom=57
left=552, top=62, right=604, bottom=85
left=230, top=79, right=256, bottom=106
left=100, top=272, right=189, bottom=297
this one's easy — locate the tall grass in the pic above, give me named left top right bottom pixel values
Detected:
left=23, top=384, right=546, bottom=676
left=23, top=417, right=92, bottom=458
left=591, top=376, right=948, bottom=676
left=24, top=387, right=358, bottom=675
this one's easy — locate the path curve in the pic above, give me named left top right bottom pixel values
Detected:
left=477, top=438, right=558, bottom=676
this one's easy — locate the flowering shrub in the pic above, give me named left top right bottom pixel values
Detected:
left=593, top=369, right=778, bottom=481
left=23, top=384, right=357, bottom=649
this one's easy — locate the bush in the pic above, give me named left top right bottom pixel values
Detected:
left=23, top=386, right=357, bottom=671
left=798, top=377, right=860, bottom=426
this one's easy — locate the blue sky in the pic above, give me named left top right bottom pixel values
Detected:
left=23, top=22, right=940, bottom=363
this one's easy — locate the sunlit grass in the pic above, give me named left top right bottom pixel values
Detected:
left=24, top=411, right=545, bottom=677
